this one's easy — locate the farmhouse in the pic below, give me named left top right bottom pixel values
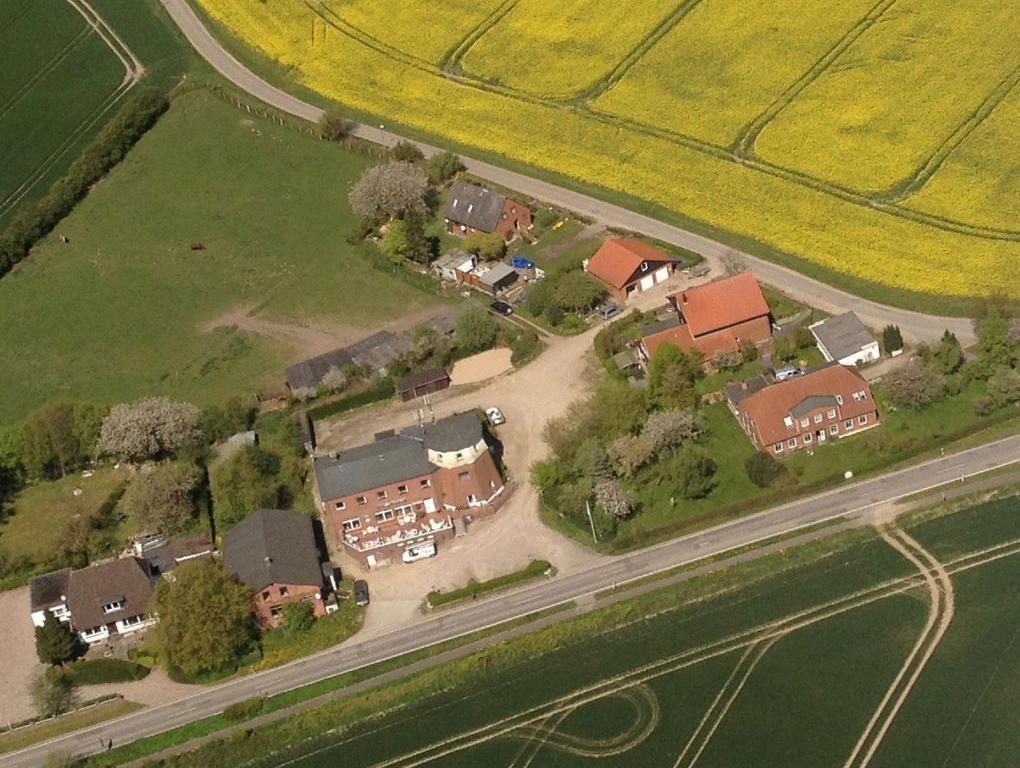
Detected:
left=396, top=367, right=450, bottom=401
left=313, top=412, right=505, bottom=567
left=640, top=272, right=771, bottom=370
left=222, top=508, right=335, bottom=629
left=810, top=312, right=880, bottom=366
left=584, top=239, right=676, bottom=302
left=442, top=180, right=533, bottom=240
left=725, top=364, right=878, bottom=456
left=64, top=557, right=157, bottom=644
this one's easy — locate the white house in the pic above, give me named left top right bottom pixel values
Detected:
left=810, top=312, right=880, bottom=366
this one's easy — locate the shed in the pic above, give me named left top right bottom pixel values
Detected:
left=396, top=367, right=450, bottom=401
left=809, top=312, right=880, bottom=366
left=478, top=262, right=519, bottom=295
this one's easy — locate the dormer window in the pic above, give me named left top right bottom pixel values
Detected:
left=102, top=600, right=124, bottom=614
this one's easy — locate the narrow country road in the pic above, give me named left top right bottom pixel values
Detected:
left=159, top=0, right=974, bottom=346
left=4, top=433, right=1020, bottom=767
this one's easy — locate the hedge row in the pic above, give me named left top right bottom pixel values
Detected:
left=427, top=560, right=552, bottom=607
left=304, top=378, right=396, bottom=422
left=0, top=87, right=170, bottom=278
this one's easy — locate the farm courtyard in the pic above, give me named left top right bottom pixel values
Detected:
left=238, top=496, right=1020, bottom=768
left=197, top=0, right=1020, bottom=306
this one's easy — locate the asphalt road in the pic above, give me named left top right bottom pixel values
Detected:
left=6, top=433, right=1020, bottom=767
left=158, top=0, right=974, bottom=346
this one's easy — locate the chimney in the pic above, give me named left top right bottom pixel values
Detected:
left=740, top=381, right=748, bottom=391
left=681, top=292, right=689, bottom=304
left=264, top=556, right=272, bottom=565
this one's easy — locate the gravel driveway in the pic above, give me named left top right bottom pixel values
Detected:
left=0, top=587, right=44, bottom=724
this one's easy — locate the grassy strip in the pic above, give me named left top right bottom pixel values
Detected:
left=67, top=660, right=150, bottom=686
left=184, top=1, right=1006, bottom=317
left=0, top=699, right=142, bottom=755
left=87, top=604, right=571, bottom=767
left=426, top=559, right=552, bottom=607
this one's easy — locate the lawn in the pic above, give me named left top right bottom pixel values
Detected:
left=0, top=89, right=439, bottom=425
left=145, top=494, right=1020, bottom=768
left=0, top=0, right=126, bottom=226
left=196, top=0, right=1020, bottom=308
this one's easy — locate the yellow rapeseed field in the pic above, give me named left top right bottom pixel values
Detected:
left=198, top=0, right=1020, bottom=302
left=460, top=0, right=676, bottom=98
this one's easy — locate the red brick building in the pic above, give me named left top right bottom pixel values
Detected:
left=640, top=272, right=772, bottom=370
left=222, top=509, right=333, bottom=629
left=724, top=364, right=879, bottom=456
left=584, top=238, right=676, bottom=303
left=442, top=180, right=532, bottom=241
left=314, top=413, right=505, bottom=567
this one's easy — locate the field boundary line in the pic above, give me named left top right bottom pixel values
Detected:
left=877, top=63, right=1020, bottom=203
left=348, top=539, right=1018, bottom=768
left=440, top=0, right=522, bottom=75
left=731, top=0, right=898, bottom=158
left=845, top=527, right=956, bottom=768
left=673, top=635, right=781, bottom=768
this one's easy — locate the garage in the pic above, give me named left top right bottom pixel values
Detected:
left=653, top=266, right=670, bottom=284
left=639, top=273, right=656, bottom=291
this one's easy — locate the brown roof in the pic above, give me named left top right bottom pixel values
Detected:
left=66, top=558, right=153, bottom=632
left=672, top=273, right=770, bottom=337
left=396, top=367, right=449, bottom=394
left=736, top=364, right=875, bottom=447
left=586, top=239, right=673, bottom=290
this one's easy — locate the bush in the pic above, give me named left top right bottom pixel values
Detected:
left=675, top=446, right=717, bottom=499
left=318, top=107, right=351, bottom=141
left=67, top=659, right=149, bottom=685
left=533, top=208, right=560, bottom=231
left=882, top=324, right=904, bottom=354
left=222, top=696, right=265, bottom=722
left=744, top=452, right=788, bottom=488
left=282, top=602, right=315, bottom=634
left=426, top=151, right=464, bottom=184
left=544, top=304, right=565, bottom=327
left=1, top=88, right=169, bottom=278
left=390, top=140, right=424, bottom=163
left=304, top=378, right=395, bottom=421
left=509, top=329, right=540, bottom=365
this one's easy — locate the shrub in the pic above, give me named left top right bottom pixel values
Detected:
left=544, top=304, right=565, bottom=327
left=882, top=324, right=904, bottom=354
left=675, top=445, right=717, bottom=499
left=318, top=107, right=351, bottom=141
left=222, top=696, right=265, bottom=722
left=426, top=151, right=464, bottom=184
left=30, top=668, right=76, bottom=718
left=533, top=208, right=559, bottom=231
left=745, top=452, right=788, bottom=488
left=67, top=659, right=150, bottom=685
left=883, top=358, right=945, bottom=408
left=390, top=140, right=424, bottom=163
left=282, top=602, right=315, bottom=634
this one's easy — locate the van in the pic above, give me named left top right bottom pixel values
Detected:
left=402, top=543, right=437, bottom=563
left=773, top=365, right=803, bottom=382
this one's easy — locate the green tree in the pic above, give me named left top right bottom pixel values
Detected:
left=674, top=445, right=717, bottom=499
left=20, top=403, right=105, bottom=479
left=402, top=209, right=431, bottom=264
left=390, top=140, right=424, bottom=163
left=210, top=445, right=284, bottom=527
left=882, top=324, right=903, bottom=354
left=592, top=380, right=647, bottom=441
left=554, top=271, right=605, bottom=313
left=30, top=667, right=77, bottom=718
left=523, top=279, right=553, bottom=316
left=426, top=151, right=464, bottom=184
left=975, top=304, right=1017, bottom=376
left=455, top=307, right=499, bottom=354
left=318, top=107, right=350, bottom=141
left=607, top=434, right=654, bottom=478
left=745, top=452, right=788, bottom=488
left=647, top=344, right=701, bottom=411
left=884, top=358, right=945, bottom=408
left=380, top=219, right=412, bottom=264
left=151, top=560, right=254, bottom=678
left=121, top=462, right=202, bottom=535
left=544, top=303, right=565, bottom=327
left=282, top=602, right=315, bottom=634
left=931, top=330, right=965, bottom=374
left=987, top=366, right=1020, bottom=408
left=34, top=613, right=79, bottom=666
left=464, top=231, right=506, bottom=261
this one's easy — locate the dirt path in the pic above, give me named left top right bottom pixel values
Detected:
left=449, top=348, right=513, bottom=385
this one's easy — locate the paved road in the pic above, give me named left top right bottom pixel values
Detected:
left=158, top=0, right=974, bottom=346
left=6, top=433, right=1020, bottom=767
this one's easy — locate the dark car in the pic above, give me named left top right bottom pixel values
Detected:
left=354, top=579, right=370, bottom=607
left=490, top=301, right=514, bottom=316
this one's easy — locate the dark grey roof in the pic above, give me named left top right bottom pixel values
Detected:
left=790, top=394, right=839, bottom=418
left=66, top=558, right=153, bottom=631
left=286, top=348, right=354, bottom=391
left=314, top=436, right=434, bottom=501
left=140, top=535, right=214, bottom=576
left=313, top=412, right=484, bottom=500
left=30, top=569, right=70, bottom=612
left=723, top=375, right=770, bottom=407
left=810, top=312, right=876, bottom=362
left=480, top=263, right=518, bottom=287
left=223, top=509, right=323, bottom=593
left=443, top=180, right=506, bottom=233
left=643, top=315, right=682, bottom=337
left=403, top=411, right=483, bottom=453
left=396, top=367, right=449, bottom=394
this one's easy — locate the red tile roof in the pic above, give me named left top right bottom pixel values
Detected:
left=644, top=323, right=738, bottom=360
left=586, top=239, right=673, bottom=290
left=672, top=273, right=770, bottom=337
left=737, top=365, right=875, bottom=447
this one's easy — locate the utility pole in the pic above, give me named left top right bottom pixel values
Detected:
left=585, top=500, right=598, bottom=543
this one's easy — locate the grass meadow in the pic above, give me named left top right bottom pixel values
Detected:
left=0, top=0, right=125, bottom=226
left=171, top=495, right=1020, bottom=768
left=0, top=89, right=438, bottom=425
left=196, top=0, right=1020, bottom=307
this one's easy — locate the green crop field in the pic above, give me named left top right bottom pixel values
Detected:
left=0, top=89, right=439, bottom=425
left=213, top=496, right=1020, bottom=768
left=195, top=0, right=1020, bottom=308
left=0, top=0, right=136, bottom=226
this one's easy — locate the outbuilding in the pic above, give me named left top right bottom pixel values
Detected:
left=396, top=367, right=451, bottom=401
left=809, top=312, right=880, bottom=366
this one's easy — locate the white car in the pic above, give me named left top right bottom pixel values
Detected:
left=485, top=407, right=505, bottom=426
left=402, top=543, right=437, bottom=563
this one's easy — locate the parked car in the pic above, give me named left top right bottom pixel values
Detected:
left=402, top=543, right=437, bottom=563
left=485, top=406, right=505, bottom=426
left=490, top=301, right=514, bottom=316
left=773, top=364, right=805, bottom=382
left=599, top=304, right=622, bottom=320
left=353, top=579, right=370, bottom=607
